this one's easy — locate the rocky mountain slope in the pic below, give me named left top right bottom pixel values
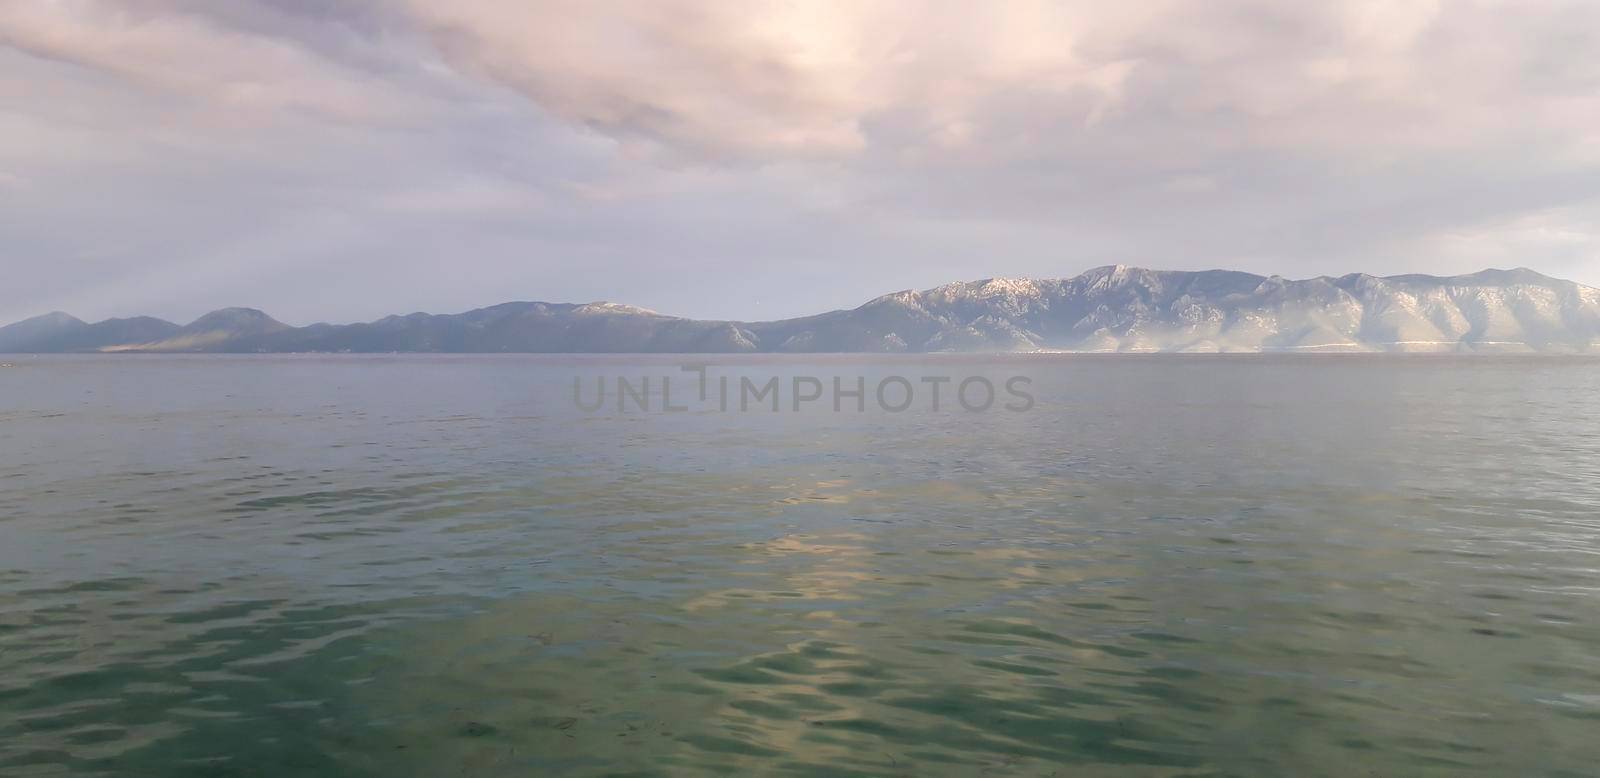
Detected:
left=4, top=267, right=1598, bottom=353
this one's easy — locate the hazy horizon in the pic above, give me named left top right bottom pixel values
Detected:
left=4, top=262, right=1591, bottom=330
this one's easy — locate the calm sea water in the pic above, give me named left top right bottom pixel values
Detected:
left=2, top=354, right=1598, bottom=777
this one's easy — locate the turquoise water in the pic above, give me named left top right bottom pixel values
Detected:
left=2, top=355, right=1598, bottom=776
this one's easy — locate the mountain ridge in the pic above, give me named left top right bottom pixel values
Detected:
left=5, top=266, right=1599, bottom=354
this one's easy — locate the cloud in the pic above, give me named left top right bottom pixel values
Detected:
left=401, top=1, right=1600, bottom=160
left=389, top=0, right=1600, bottom=283
left=399, top=1, right=1153, bottom=161
left=0, top=0, right=425, bottom=123
left=400, top=0, right=877, bottom=159
left=372, top=175, right=548, bottom=215
left=1407, top=201, right=1600, bottom=282
left=1, top=0, right=1599, bottom=326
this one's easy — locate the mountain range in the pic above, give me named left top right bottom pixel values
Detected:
left=5, top=266, right=1600, bottom=354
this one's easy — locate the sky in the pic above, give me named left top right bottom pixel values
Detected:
left=2, top=0, right=1599, bottom=327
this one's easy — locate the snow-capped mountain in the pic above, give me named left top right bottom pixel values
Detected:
left=777, top=266, right=1600, bottom=353
left=4, top=267, right=1598, bottom=353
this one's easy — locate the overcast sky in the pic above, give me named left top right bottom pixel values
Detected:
left=3, top=1, right=1599, bottom=326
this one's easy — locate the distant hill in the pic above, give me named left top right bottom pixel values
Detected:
left=0, top=312, right=181, bottom=353
left=6, top=267, right=1600, bottom=353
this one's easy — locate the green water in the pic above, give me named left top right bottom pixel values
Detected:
left=2, top=355, right=1598, bottom=776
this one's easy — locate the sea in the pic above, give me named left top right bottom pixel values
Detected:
left=2, top=354, right=1598, bottom=777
